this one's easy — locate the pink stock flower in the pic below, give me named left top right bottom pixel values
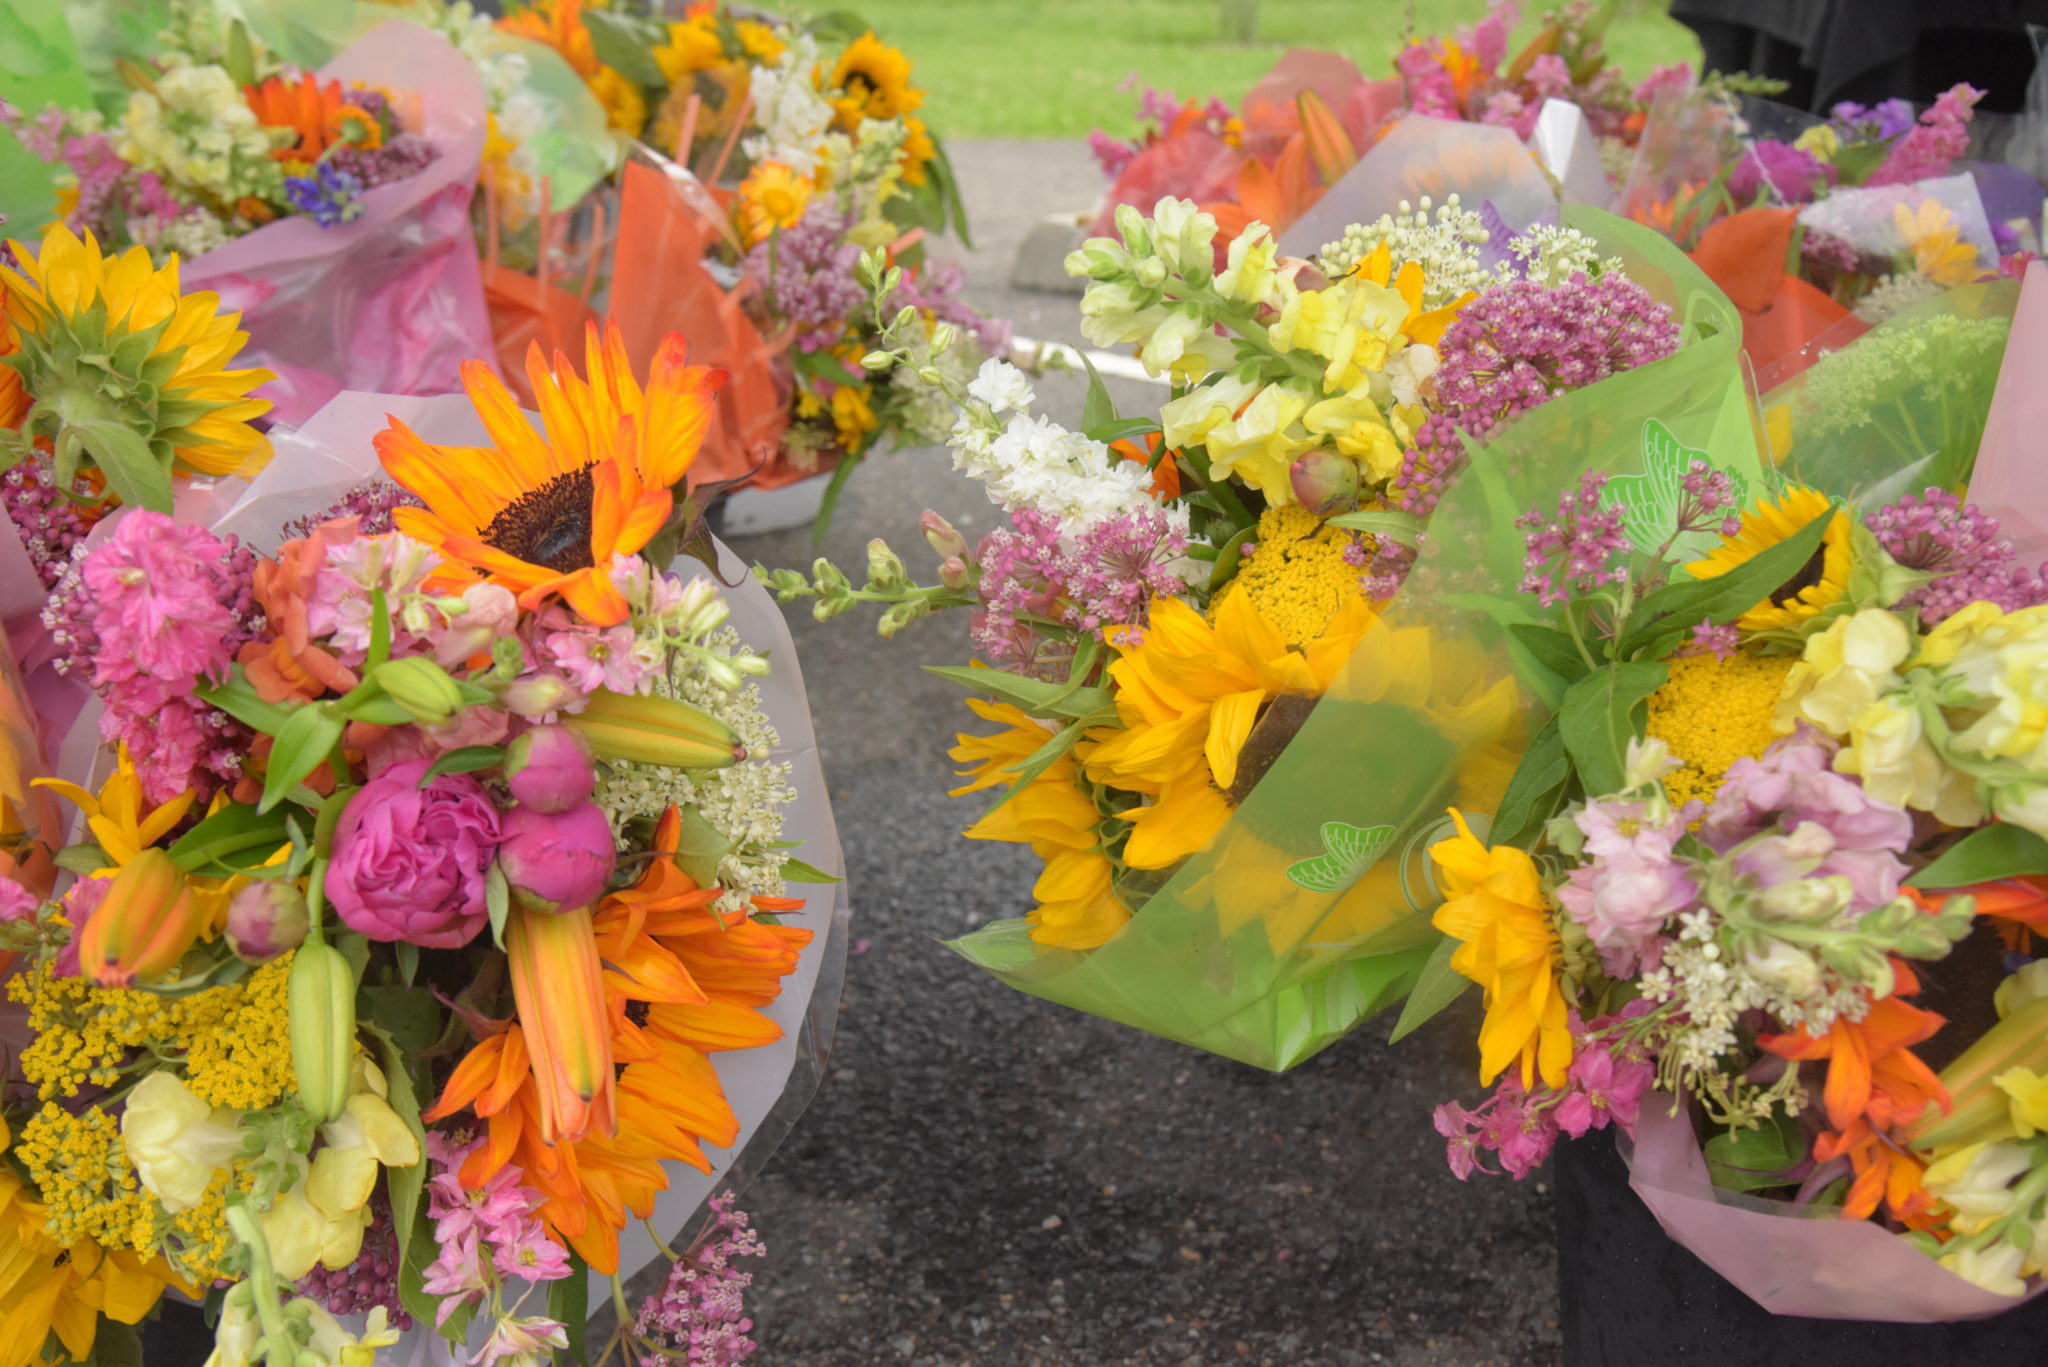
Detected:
left=546, top=625, right=657, bottom=695
left=491, top=1219, right=574, bottom=1284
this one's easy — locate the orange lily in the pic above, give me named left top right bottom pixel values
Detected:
left=1950, top=876, right=2048, bottom=952
left=374, top=321, right=724, bottom=626
left=1812, top=1117, right=1934, bottom=1222
left=1110, top=431, right=1180, bottom=500
left=505, top=904, right=616, bottom=1146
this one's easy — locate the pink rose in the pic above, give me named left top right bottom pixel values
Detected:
left=326, top=761, right=501, bottom=948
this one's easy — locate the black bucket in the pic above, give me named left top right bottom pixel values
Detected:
left=1554, top=1128, right=2048, bottom=1364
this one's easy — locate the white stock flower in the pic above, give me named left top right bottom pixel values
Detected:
left=966, top=358, right=1036, bottom=414
left=121, top=1072, right=245, bottom=1214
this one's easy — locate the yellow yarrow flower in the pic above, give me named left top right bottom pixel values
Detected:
left=1646, top=651, right=1798, bottom=808
left=1212, top=504, right=1370, bottom=650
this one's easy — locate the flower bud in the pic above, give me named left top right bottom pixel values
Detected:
left=1288, top=449, right=1361, bottom=516
left=504, top=725, right=596, bottom=814
left=497, top=803, right=617, bottom=915
left=1744, top=937, right=1821, bottom=999
left=698, top=654, right=744, bottom=691
left=1997, top=960, right=2048, bottom=1019
left=1756, top=873, right=1852, bottom=923
left=499, top=672, right=577, bottom=718
left=373, top=656, right=466, bottom=724
left=79, top=849, right=206, bottom=988
left=939, top=556, right=973, bottom=592
left=920, top=510, right=969, bottom=561
left=861, top=349, right=897, bottom=372
left=894, top=305, right=918, bottom=333
left=225, top=881, right=310, bottom=963
left=1133, top=257, right=1168, bottom=289
left=930, top=322, right=956, bottom=354
left=866, top=538, right=909, bottom=588
left=733, top=653, right=772, bottom=677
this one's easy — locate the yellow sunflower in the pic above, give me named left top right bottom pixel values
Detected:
left=736, top=161, right=813, bottom=246
left=951, top=699, right=1129, bottom=949
left=653, top=16, right=724, bottom=85
left=1684, top=485, right=1850, bottom=633
left=0, top=225, right=272, bottom=509
left=373, top=321, right=723, bottom=626
left=900, top=116, right=937, bottom=187
left=828, top=31, right=922, bottom=128
left=1083, top=591, right=1377, bottom=870
left=1895, top=199, right=1981, bottom=288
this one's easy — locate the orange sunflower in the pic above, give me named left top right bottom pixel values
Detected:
left=424, top=808, right=810, bottom=1273
left=243, top=72, right=381, bottom=167
left=374, top=321, right=724, bottom=626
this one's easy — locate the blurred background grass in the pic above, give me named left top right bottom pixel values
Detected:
left=860, top=0, right=1702, bottom=139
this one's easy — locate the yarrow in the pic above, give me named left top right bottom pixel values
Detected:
left=744, top=202, right=865, bottom=352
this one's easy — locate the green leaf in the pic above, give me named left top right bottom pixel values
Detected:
left=1619, top=509, right=1831, bottom=660
left=1490, top=715, right=1570, bottom=849
left=1325, top=509, right=1425, bottom=546
left=422, top=746, right=506, bottom=783
left=1829, top=136, right=1890, bottom=187
left=1557, top=661, right=1669, bottom=797
left=1508, top=622, right=1592, bottom=686
left=260, top=704, right=344, bottom=813
left=807, top=10, right=874, bottom=45
left=338, top=694, right=414, bottom=726
left=1078, top=349, right=1116, bottom=433
left=486, top=862, right=510, bottom=948
left=1703, top=1107, right=1804, bottom=1191
left=1206, top=523, right=1259, bottom=595
left=923, top=665, right=1113, bottom=720
left=89, top=1320, right=142, bottom=1367
left=794, top=347, right=866, bottom=388
left=981, top=712, right=1094, bottom=815
left=224, top=20, right=257, bottom=88
left=359, top=985, right=443, bottom=1060
left=1909, top=824, right=2048, bottom=889
left=583, top=8, right=666, bottom=89
left=550, top=1249, right=592, bottom=1364
left=197, top=670, right=294, bottom=737
left=395, top=941, right=419, bottom=988
left=366, top=586, right=392, bottom=671
left=668, top=806, right=736, bottom=889
left=930, top=136, right=973, bottom=248
left=313, top=785, right=356, bottom=859
left=1083, top=416, right=1161, bottom=445
left=1388, top=934, right=1470, bottom=1043
left=52, top=842, right=110, bottom=875
left=781, top=857, right=845, bottom=884
left=396, top=1205, right=443, bottom=1337
left=73, top=419, right=172, bottom=512
left=168, top=802, right=290, bottom=875
left=362, top=1022, right=429, bottom=1307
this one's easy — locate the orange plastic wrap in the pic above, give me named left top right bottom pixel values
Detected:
left=481, top=179, right=610, bottom=407
left=1688, top=207, right=1858, bottom=377
left=609, top=155, right=802, bottom=490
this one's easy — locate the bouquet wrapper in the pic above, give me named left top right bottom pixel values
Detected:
left=182, top=21, right=496, bottom=430
left=1088, top=129, right=1246, bottom=241
left=1277, top=114, right=1559, bottom=259
left=204, top=392, right=850, bottom=1357
left=1619, top=83, right=1743, bottom=242
left=948, top=211, right=1761, bottom=1071
left=1757, top=277, right=2017, bottom=503
left=1237, top=49, right=1398, bottom=164
left=1953, top=260, right=2048, bottom=562
left=1530, top=97, right=1611, bottom=210
left=0, top=0, right=92, bottom=238
left=1622, top=1099, right=2047, bottom=1321
left=480, top=180, right=617, bottom=406
left=1797, top=171, right=1999, bottom=267
left=610, top=153, right=800, bottom=491
left=1686, top=207, right=1859, bottom=376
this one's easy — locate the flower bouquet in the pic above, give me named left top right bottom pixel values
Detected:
left=3, top=3, right=497, bottom=428
left=0, top=308, right=848, bottom=1364
left=1391, top=245, right=2048, bottom=1322
left=762, top=190, right=1752, bottom=1067
left=502, top=2, right=1004, bottom=515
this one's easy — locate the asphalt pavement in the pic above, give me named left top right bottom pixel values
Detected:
left=726, top=140, right=1560, bottom=1367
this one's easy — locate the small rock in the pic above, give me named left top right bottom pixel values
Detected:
left=1177, top=1246, right=1203, bottom=1262
left=1040, top=1214, right=1063, bottom=1230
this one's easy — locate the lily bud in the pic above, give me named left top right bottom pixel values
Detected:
left=373, top=657, right=466, bottom=724
left=920, top=510, right=969, bottom=561
left=507, top=904, right=616, bottom=1145
left=861, top=349, right=897, bottom=373
left=931, top=322, right=956, bottom=354
left=80, top=849, right=206, bottom=988
left=504, top=725, right=596, bottom=814
left=225, top=881, right=310, bottom=963
left=497, top=803, right=617, bottom=915
left=1288, top=449, right=1361, bottom=516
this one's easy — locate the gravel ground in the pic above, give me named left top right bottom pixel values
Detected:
left=723, top=141, right=1560, bottom=1367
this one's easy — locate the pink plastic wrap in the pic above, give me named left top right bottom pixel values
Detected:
left=1945, top=261, right=2048, bottom=561
left=1624, top=1097, right=2048, bottom=1321
left=183, top=19, right=495, bottom=429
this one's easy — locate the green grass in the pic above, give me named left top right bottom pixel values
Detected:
left=844, top=0, right=1701, bottom=140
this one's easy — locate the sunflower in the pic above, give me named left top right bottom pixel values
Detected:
left=828, top=31, right=922, bottom=128
left=1684, top=484, right=1850, bottom=633
left=899, top=116, right=937, bottom=187
left=653, top=15, right=724, bottom=85
left=373, top=321, right=723, bottom=626
left=425, top=808, right=808, bottom=1273
left=0, top=225, right=273, bottom=509
left=499, top=0, right=646, bottom=136
left=951, top=698, right=1129, bottom=949
left=736, top=161, right=813, bottom=246
left=1082, top=591, right=1377, bottom=870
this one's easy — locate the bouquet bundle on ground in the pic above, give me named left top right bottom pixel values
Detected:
left=765, top=192, right=1743, bottom=1066
left=1087, top=1, right=1694, bottom=245
left=1398, top=256, right=2048, bottom=1321
left=1, top=2, right=501, bottom=428
left=0, top=219, right=847, bottom=1365
left=499, top=2, right=1004, bottom=505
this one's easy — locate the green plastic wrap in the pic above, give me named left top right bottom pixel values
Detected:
left=946, top=208, right=1768, bottom=1070
left=0, top=0, right=91, bottom=238
left=1758, top=280, right=2018, bottom=504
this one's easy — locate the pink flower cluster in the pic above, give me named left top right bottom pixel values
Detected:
left=1515, top=470, right=1632, bottom=608
left=1558, top=791, right=1701, bottom=978
left=969, top=507, right=1186, bottom=677
left=1434, top=1007, right=1656, bottom=1180
left=1866, top=487, right=2048, bottom=625
left=60, top=511, right=262, bottom=803
left=2, top=461, right=97, bottom=588
left=282, top=478, right=423, bottom=542
left=0, top=103, right=204, bottom=247
left=420, top=1132, right=574, bottom=1330
left=632, top=1193, right=764, bottom=1367
left=743, top=205, right=865, bottom=353
left=1868, top=84, right=1983, bottom=188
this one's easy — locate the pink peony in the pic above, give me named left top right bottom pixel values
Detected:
left=496, top=802, right=616, bottom=914
left=326, top=761, right=501, bottom=948
left=504, top=725, right=595, bottom=814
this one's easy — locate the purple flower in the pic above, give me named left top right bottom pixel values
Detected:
left=285, top=162, right=365, bottom=227
left=2, top=461, right=95, bottom=588
left=743, top=204, right=866, bottom=353
left=1833, top=98, right=1919, bottom=141
left=296, top=1194, right=413, bottom=1328
left=282, top=479, right=423, bottom=541
left=1677, top=620, right=1742, bottom=660
left=1867, top=487, right=2048, bottom=624
left=633, top=1193, right=764, bottom=1367
left=326, top=761, right=501, bottom=948
left=0, top=877, right=36, bottom=924
left=1515, top=470, right=1633, bottom=608
left=1729, top=140, right=1834, bottom=206
left=1867, top=84, right=1983, bottom=188
left=1555, top=1011, right=1656, bottom=1139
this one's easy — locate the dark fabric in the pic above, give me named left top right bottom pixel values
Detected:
left=1675, top=0, right=2048, bottom=111
left=139, top=1300, right=212, bottom=1367
left=1554, top=1129, right=2048, bottom=1365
